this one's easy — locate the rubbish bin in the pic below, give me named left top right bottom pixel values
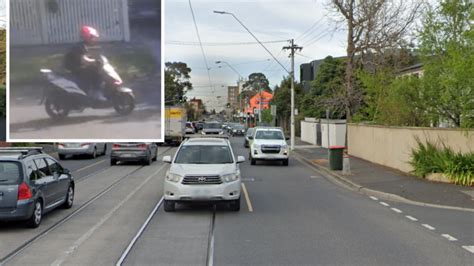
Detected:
left=329, top=146, right=345, bottom=170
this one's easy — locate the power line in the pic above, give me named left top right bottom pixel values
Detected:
left=188, top=0, right=213, bottom=90
left=295, top=16, right=326, bottom=42
left=166, top=40, right=288, bottom=46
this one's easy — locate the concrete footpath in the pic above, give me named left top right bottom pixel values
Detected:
left=293, top=138, right=474, bottom=211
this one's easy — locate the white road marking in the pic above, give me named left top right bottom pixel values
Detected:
left=369, top=196, right=378, bottom=201
left=441, top=234, right=458, bottom=241
left=51, top=165, right=166, bottom=266
left=391, top=208, right=402, bottom=213
left=421, top=224, right=435, bottom=230
left=380, top=202, right=390, bottom=207
left=462, top=246, right=474, bottom=253
left=405, top=215, right=418, bottom=221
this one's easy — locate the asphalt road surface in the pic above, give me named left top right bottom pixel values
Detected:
left=1, top=138, right=473, bottom=265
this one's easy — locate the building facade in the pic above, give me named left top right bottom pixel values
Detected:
left=227, top=85, right=240, bottom=111
left=246, top=91, right=273, bottom=115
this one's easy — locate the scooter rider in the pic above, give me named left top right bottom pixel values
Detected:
left=63, top=26, right=106, bottom=101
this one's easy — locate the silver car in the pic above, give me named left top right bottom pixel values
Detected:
left=58, top=143, right=107, bottom=159
left=162, top=137, right=245, bottom=212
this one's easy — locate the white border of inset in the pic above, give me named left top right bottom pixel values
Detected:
left=6, top=0, right=165, bottom=143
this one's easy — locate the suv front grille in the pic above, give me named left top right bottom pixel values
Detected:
left=261, top=145, right=281, bottom=154
left=182, top=175, right=222, bottom=185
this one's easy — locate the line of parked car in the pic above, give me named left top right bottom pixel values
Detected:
left=58, top=142, right=158, bottom=166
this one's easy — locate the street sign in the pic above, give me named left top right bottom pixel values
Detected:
left=270, top=105, right=276, bottom=116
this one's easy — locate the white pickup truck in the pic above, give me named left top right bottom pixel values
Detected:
left=249, top=127, right=290, bottom=166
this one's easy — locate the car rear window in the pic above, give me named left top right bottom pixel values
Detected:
left=0, top=162, right=22, bottom=185
left=175, top=145, right=233, bottom=164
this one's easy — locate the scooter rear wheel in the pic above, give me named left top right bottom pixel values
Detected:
left=45, top=98, right=69, bottom=119
left=113, top=93, right=135, bottom=115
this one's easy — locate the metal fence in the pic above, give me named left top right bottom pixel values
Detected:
left=11, top=0, right=130, bottom=45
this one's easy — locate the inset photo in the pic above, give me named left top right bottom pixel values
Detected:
left=8, top=0, right=162, bottom=141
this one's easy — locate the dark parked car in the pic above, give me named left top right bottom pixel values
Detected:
left=110, top=143, right=158, bottom=165
left=231, top=124, right=246, bottom=136
left=244, top=128, right=254, bottom=148
left=0, top=148, right=75, bottom=228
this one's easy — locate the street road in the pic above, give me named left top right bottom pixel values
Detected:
left=1, top=138, right=472, bottom=265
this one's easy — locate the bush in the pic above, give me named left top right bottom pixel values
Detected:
left=410, top=138, right=474, bottom=186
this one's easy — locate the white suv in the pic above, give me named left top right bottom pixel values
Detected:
left=162, top=137, right=245, bottom=212
left=249, top=127, right=289, bottom=166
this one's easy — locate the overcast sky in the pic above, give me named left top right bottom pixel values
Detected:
left=165, top=0, right=347, bottom=109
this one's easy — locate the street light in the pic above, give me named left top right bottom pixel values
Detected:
left=215, top=61, right=243, bottom=79
left=214, top=10, right=297, bottom=150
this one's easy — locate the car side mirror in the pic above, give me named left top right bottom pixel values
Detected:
left=237, top=156, right=245, bottom=163
left=285, top=137, right=290, bottom=140
left=63, top=168, right=70, bottom=175
left=248, top=136, right=253, bottom=140
left=162, top=156, right=172, bottom=163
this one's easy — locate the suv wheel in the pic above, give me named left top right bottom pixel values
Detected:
left=110, top=159, right=117, bottom=166
left=164, top=200, right=175, bottom=212
left=282, top=159, right=289, bottom=166
left=91, top=147, right=97, bottom=159
left=229, top=198, right=241, bottom=211
left=143, top=154, right=152, bottom=165
left=62, top=185, right=74, bottom=209
left=59, top=154, right=66, bottom=160
left=26, top=201, right=42, bottom=228
left=250, top=155, right=256, bottom=165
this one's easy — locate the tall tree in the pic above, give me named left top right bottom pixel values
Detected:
left=273, top=77, right=303, bottom=131
left=243, top=73, right=271, bottom=93
left=165, top=62, right=192, bottom=105
left=419, top=0, right=474, bottom=127
left=329, top=0, right=422, bottom=121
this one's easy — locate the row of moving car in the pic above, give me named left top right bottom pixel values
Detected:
left=57, top=143, right=158, bottom=166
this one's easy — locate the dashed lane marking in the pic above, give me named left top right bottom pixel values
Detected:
left=405, top=215, right=418, bottom=221
left=391, top=208, right=402, bottom=213
left=441, top=234, right=458, bottom=241
left=462, top=246, right=474, bottom=254
left=421, top=224, right=435, bottom=230
left=380, top=202, right=390, bottom=207
left=369, top=196, right=378, bottom=201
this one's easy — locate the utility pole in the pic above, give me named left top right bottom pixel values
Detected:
left=283, top=39, right=302, bottom=150
left=258, top=85, right=262, bottom=125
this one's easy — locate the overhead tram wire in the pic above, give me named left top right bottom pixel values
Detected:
left=188, top=0, right=213, bottom=91
left=166, top=40, right=288, bottom=46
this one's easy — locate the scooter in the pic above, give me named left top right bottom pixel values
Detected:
left=40, top=55, right=135, bottom=120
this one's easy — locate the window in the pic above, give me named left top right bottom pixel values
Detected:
left=0, top=162, right=22, bottom=185
left=34, top=158, right=51, bottom=177
left=25, top=160, right=39, bottom=181
left=255, top=130, right=284, bottom=140
left=45, top=158, right=63, bottom=175
left=175, top=145, right=233, bottom=164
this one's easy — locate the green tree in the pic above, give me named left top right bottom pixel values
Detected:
left=419, top=0, right=474, bottom=127
left=273, top=77, right=303, bottom=130
left=165, top=62, right=192, bottom=106
left=243, top=73, right=271, bottom=93
left=300, top=56, right=346, bottom=118
left=261, top=109, right=273, bottom=125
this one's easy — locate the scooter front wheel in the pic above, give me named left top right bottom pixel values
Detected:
left=45, top=98, right=69, bottom=119
left=113, top=93, right=135, bottom=115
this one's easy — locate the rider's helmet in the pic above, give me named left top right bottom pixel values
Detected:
left=80, top=26, right=99, bottom=44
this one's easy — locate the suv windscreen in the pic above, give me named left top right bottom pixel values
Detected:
left=203, top=123, right=221, bottom=129
left=255, top=130, right=284, bottom=140
left=0, top=161, right=22, bottom=185
left=234, top=125, right=244, bottom=130
left=175, top=145, right=233, bottom=164
left=246, top=129, right=254, bottom=136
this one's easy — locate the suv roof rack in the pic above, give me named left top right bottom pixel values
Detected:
left=0, top=147, right=44, bottom=159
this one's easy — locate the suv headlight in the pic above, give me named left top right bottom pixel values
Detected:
left=222, top=173, right=239, bottom=183
left=281, top=145, right=288, bottom=150
left=202, top=131, right=206, bottom=135
left=253, top=143, right=260, bottom=149
left=166, top=173, right=181, bottom=183
left=219, top=131, right=224, bottom=135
